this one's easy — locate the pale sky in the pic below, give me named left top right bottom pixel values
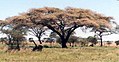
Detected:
left=0, top=0, right=119, bottom=41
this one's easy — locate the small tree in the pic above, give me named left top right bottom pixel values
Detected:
left=0, top=19, right=27, bottom=51
left=27, top=24, right=47, bottom=44
left=93, top=25, right=113, bottom=47
left=8, top=15, right=47, bottom=45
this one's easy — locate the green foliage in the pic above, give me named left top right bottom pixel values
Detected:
left=0, top=21, right=27, bottom=51
left=49, top=32, right=57, bottom=38
left=87, top=36, right=98, bottom=44
left=68, top=36, right=79, bottom=43
left=43, top=45, right=50, bottom=48
left=0, top=37, right=8, bottom=42
left=79, top=38, right=89, bottom=47
left=56, top=37, right=61, bottom=44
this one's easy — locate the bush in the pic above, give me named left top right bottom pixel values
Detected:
left=115, top=40, right=119, bottom=46
left=87, top=36, right=98, bottom=45
left=79, top=38, right=89, bottom=47
left=68, top=36, right=79, bottom=47
left=0, top=37, right=8, bottom=44
left=43, top=45, right=50, bottom=48
left=32, top=45, right=43, bottom=51
left=106, top=41, right=112, bottom=46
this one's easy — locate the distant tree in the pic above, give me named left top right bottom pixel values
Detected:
left=50, top=32, right=58, bottom=39
left=111, top=21, right=119, bottom=46
left=111, top=21, right=119, bottom=34
left=93, top=26, right=113, bottom=47
left=7, top=15, right=47, bottom=44
left=49, top=32, right=58, bottom=44
left=68, top=36, right=79, bottom=47
left=87, top=36, right=98, bottom=46
left=0, top=21, right=14, bottom=50
left=0, top=19, right=27, bottom=51
left=27, top=24, right=47, bottom=44
left=56, top=36, right=61, bottom=44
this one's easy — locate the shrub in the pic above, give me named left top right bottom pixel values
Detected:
left=87, top=36, right=98, bottom=45
left=79, top=38, right=89, bottom=47
left=43, top=45, right=50, bottom=48
left=115, top=40, right=119, bottom=46
left=106, top=41, right=112, bottom=46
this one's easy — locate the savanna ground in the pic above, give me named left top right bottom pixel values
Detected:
left=0, top=43, right=119, bottom=62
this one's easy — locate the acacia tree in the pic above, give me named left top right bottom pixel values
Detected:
left=93, top=26, right=114, bottom=46
left=7, top=15, right=45, bottom=51
left=24, top=7, right=112, bottom=48
left=0, top=21, right=13, bottom=48
left=8, top=14, right=47, bottom=44
left=0, top=17, right=27, bottom=51
left=27, top=24, right=47, bottom=44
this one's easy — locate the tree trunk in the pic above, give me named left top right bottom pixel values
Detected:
left=16, top=40, right=20, bottom=51
left=69, top=43, right=71, bottom=46
left=32, top=40, right=37, bottom=47
left=38, top=37, right=42, bottom=44
left=100, top=36, right=103, bottom=47
left=61, top=38, right=67, bottom=48
left=8, top=35, right=12, bottom=45
left=8, top=36, right=13, bottom=49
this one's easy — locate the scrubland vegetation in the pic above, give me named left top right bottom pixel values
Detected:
left=0, top=44, right=119, bottom=62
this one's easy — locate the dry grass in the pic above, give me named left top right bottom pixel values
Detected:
left=0, top=45, right=119, bottom=62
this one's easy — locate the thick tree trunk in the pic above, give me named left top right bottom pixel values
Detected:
left=61, top=38, right=67, bottom=48
left=61, top=41, right=67, bottom=48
